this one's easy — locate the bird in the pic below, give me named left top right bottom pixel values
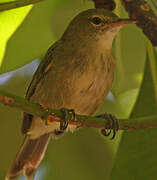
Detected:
left=6, top=8, right=135, bottom=180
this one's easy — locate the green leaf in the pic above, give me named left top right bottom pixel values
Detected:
left=110, top=43, right=157, bottom=180
left=0, top=0, right=93, bottom=74
left=0, top=0, right=56, bottom=74
left=0, top=2, right=32, bottom=69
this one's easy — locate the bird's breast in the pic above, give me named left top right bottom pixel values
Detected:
left=65, top=53, right=115, bottom=115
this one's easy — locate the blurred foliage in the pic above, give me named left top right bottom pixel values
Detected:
left=0, top=0, right=157, bottom=180
left=111, top=47, right=157, bottom=180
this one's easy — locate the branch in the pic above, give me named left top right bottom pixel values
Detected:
left=121, top=0, right=157, bottom=46
left=0, top=89, right=157, bottom=131
left=0, top=0, right=46, bottom=12
left=92, top=0, right=116, bottom=11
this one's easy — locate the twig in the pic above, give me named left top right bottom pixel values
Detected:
left=0, top=0, right=46, bottom=12
left=0, top=89, right=157, bottom=131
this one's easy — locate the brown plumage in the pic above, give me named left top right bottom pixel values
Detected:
left=6, top=9, right=135, bottom=180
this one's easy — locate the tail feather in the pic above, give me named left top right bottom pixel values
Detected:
left=6, top=134, right=51, bottom=180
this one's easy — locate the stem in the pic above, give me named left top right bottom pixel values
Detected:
left=146, top=39, right=157, bottom=101
left=0, top=89, right=157, bottom=131
left=0, top=0, right=46, bottom=11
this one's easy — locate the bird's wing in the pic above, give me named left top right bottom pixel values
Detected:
left=22, top=42, right=58, bottom=134
left=26, top=43, right=58, bottom=100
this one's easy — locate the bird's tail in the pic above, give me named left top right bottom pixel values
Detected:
left=5, top=133, right=51, bottom=180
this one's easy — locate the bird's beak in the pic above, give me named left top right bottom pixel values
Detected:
left=109, top=19, right=137, bottom=28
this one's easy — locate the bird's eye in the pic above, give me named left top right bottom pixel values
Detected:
left=91, top=17, right=103, bottom=25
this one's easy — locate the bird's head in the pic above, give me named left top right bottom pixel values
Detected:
left=62, top=9, right=136, bottom=49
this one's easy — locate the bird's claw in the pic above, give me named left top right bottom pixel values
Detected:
left=97, top=113, right=119, bottom=140
left=60, top=108, right=76, bottom=131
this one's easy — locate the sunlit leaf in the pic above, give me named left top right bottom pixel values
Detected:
left=0, top=0, right=93, bottom=74
left=0, top=2, right=32, bottom=68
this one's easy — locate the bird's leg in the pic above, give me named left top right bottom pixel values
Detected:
left=43, top=106, right=76, bottom=132
left=60, top=108, right=76, bottom=131
left=96, top=113, right=119, bottom=139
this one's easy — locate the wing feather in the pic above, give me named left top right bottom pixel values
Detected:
left=22, top=42, right=58, bottom=134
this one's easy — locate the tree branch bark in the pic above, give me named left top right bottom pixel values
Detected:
left=0, top=0, right=46, bottom=11
left=0, top=89, right=157, bottom=131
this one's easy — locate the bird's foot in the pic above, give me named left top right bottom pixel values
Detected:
left=60, top=108, right=76, bottom=131
left=96, top=113, right=119, bottom=140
